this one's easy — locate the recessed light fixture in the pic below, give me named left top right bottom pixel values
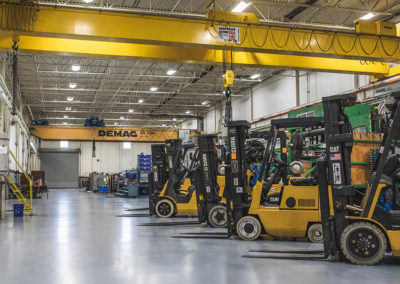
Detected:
left=129, top=109, right=134, bottom=113
left=63, top=122, right=67, bottom=125
left=82, top=0, right=93, bottom=3
left=150, top=87, right=158, bottom=92
left=232, top=1, right=250, bottom=13
left=138, top=99, right=144, bottom=104
left=67, top=96, right=74, bottom=101
left=167, top=69, right=176, bottom=76
left=185, top=110, right=191, bottom=114
left=360, top=12, right=375, bottom=20
left=64, top=115, right=69, bottom=119
left=172, top=118, right=177, bottom=121
left=202, top=101, right=209, bottom=106
left=71, top=65, right=80, bottom=72
left=162, top=124, right=166, bottom=127
left=69, top=83, right=77, bottom=89
left=120, top=116, right=125, bottom=120
left=250, top=74, right=261, bottom=80
left=66, top=107, right=72, bottom=111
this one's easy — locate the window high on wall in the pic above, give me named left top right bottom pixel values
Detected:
left=60, top=141, right=69, bottom=148
left=123, top=142, right=131, bottom=149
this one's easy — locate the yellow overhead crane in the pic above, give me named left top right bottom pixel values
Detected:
left=1, top=3, right=400, bottom=75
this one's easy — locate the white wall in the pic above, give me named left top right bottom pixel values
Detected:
left=40, top=140, right=152, bottom=176
left=203, top=71, right=370, bottom=133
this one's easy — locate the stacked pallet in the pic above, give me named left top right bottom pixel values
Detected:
left=350, top=133, right=382, bottom=185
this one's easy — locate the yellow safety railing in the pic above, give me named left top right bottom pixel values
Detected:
left=8, top=149, right=33, bottom=216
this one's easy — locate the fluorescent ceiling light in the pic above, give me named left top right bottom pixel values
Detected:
left=64, top=115, right=69, bottom=118
left=114, top=122, right=118, bottom=125
left=232, top=1, right=250, bottom=13
left=185, top=110, right=191, bottom=114
left=63, top=122, right=67, bottom=125
left=66, top=107, right=72, bottom=111
left=250, top=74, right=261, bottom=80
left=167, top=69, right=176, bottom=75
left=67, top=96, right=74, bottom=101
left=150, top=87, right=158, bottom=92
left=202, top=101, right=209, bottom=106
left=161, top=124, right=166, bottom=127
left=120, top=116, right=125, bottom=120
left=82, top=0, right=93, bottom=3
left=129, top=109, right=134, bottom=113
left=360, top=12, right=375, bottom=20
left=138, top=99, right=144, bottom=103
left=69, top=83, right=77, bottom=89
left=172, top=118, right=177, bottom=121
left=71, top=65, right=80, bottom=72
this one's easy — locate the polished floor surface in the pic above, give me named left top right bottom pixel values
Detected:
left=1, top=189, right=399, bottom=284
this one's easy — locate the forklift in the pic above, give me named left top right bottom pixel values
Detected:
left=234, top=117, right=328, bottom=242
left=123, top=139, right=181, bottom=216
left=244, top=92, right=400, bottom=265
left=154, top=142, right=199, bottom=218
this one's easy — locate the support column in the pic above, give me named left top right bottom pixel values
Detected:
left=295, top=70, right=300, bottom=106
left=250, top=87, right=254, bottom=121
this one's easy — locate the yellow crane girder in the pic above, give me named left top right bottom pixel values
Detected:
left=0, top=6, right=399, bottom=74
left=30, top=125, right=178, bottom=142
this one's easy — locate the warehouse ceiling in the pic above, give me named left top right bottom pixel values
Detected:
left=4, top=0, right=400, bottom=128
left=38, top=0, right=400, bottom=27
left=3, top=53, right=272, bottom=127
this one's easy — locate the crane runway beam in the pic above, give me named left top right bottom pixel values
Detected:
left=0, top=7, right=399, bottom=74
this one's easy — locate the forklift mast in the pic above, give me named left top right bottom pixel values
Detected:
left=226, top=121, right=250, bottom=230
left=165, top=139, right=182, bottom=178
left=317, top=93, right=357, bottom=257
left=149, top=144, right=169, bottom=215
left=197, top=135, right=220, bottom=204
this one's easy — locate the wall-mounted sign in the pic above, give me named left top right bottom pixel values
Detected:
left=30, top=126, right=178, bottom=142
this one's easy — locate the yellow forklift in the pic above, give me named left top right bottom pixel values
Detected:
left=244, top=92, right=400, bottom=265
left=235, top=118, right=327, bottom=242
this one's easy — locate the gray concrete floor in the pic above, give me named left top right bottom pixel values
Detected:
left=1, top=189, right=399, bottom=284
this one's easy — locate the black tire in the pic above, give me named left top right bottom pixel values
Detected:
left=236, top=216, right=262, bottom=241
left=155, top=199, right=175, bottom=218
left=208, top=205, right=228, bottom=228
left=307, top=223, right=323, bottom=243
left=341, top=222, right=387, bottom=265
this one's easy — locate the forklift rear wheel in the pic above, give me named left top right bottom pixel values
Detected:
left=208, top=205, right=228, bottom=228
left=155, top=199, right=175, bottom=218
left=307, top=223, right=324, bottom=243
left=341, top=222, right=387, bottom=265
left=236, top=216, right=262, bottom=241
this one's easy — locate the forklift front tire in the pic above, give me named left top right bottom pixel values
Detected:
left=341, top=222, right=387, bottom=265
left=307, top=223, right=324, bottom=243
left=208, top=205, right=228, bottom=228
left=236, top=216, right=262, bottom=241
left=155, top=199, right=176, bottom=218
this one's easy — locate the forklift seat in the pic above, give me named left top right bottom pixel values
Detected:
left=290, top=178, right=318, bottom=186
left=176, top=185, right=196, bottom=203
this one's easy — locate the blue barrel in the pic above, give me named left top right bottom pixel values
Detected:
left=13, top=204, right=24, bottom=217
